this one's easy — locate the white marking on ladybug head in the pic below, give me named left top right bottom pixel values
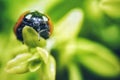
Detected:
left=25, top=14, right=32, bottom=19
left=42, top=16, right=48, bottom=21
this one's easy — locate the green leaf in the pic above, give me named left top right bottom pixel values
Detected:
left=6, top=49, right=48, bottom=74
left=28, top=47, right=49, bottom=72
left=68, top=63, right=83, bottom=80
left=63, top=38, right=119, bottom=77
left=36, top=47, right=49, bottom=64
left=28, top=58, right=41, bottom=72
left=54, top=9, right=84, bottom=45
left=73, top=38, right=120, bottom=77
left=100, top=0, right=120, bottom=18
left=27, top=52, right=41, bottom=72
left=39, top=55, right=56, bottom=80
left=22, top=26, right=46, bottom=48
left=5, top=53, right=32, bottom=74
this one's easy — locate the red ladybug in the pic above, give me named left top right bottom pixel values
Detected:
left=14, top=10, right=53, bottom=41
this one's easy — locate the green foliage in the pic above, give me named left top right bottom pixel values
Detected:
left=5, top=25, right=56, bottom=80
left=74, top=38, right=119, bottom=77
left=100, top=0, right=120, bottom=18
left=6, top=53, right=32, bottom=74
left=0, top=0, right=120, bottom=80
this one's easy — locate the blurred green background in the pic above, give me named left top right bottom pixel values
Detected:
left=0, top=0, right=120, bottom=80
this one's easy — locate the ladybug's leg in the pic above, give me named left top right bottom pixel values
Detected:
left=39, top=29, right=49, bottom=39
left=38, top=32, right=41, bottom=41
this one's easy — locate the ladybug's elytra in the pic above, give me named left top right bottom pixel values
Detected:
left=14, top=10, right=53, bottom=41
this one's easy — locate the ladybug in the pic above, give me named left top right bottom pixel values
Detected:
left=14, top=10, right=53, bottom=41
